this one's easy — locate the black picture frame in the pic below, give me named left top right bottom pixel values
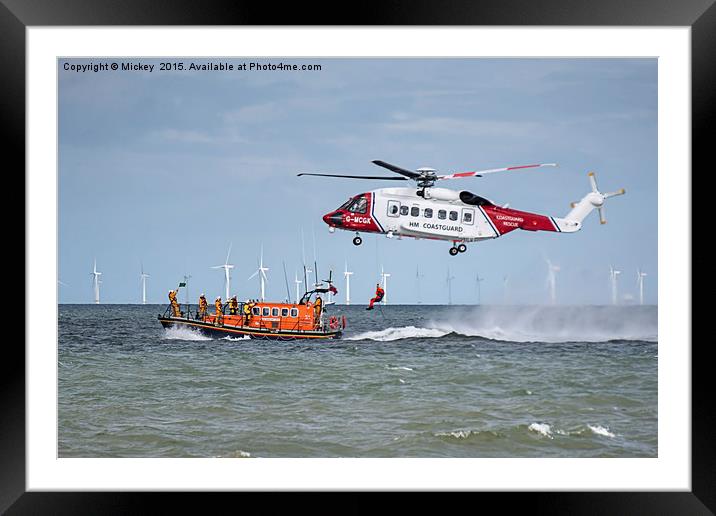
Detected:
left=7, top=0, right=707, bottom=512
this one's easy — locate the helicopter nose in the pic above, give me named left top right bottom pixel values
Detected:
left=323, top=211, right=343, bottom=226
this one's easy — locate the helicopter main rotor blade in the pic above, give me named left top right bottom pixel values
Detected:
left=438, top=163, right=557, bottom=180
left=297, top=173, right=407, bottom=180
left=371, top=160, right=421, bottom=179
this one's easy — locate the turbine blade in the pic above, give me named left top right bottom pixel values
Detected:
left=598, top=206, right=607, bottom=225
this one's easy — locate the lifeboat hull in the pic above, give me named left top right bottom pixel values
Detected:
left=158, top=315, right=343, bottom=341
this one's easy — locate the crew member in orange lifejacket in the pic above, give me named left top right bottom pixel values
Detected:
left=198, top=293, right=208, bottom=318
left=229, top=295, right=239, bottom=315
left=314, top=296, right=323, bottom=322
left=168, top=289, right=182, bottom=317
left=214, top=296, right=223, bottom=323
left=367, top=283, right=384, bottom=310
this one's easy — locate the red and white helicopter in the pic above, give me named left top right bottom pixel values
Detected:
left=298, top=160, right=625, bottom=255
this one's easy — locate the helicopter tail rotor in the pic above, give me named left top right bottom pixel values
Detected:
left=566, top=172, right=625, bottom=225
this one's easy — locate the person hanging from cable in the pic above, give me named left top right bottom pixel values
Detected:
left=366, top=283, right=384, bottom=311
left=197, top=293, right=208, bottom=319
left=168, top=288, right=182, bottom=317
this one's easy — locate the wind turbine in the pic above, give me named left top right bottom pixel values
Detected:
left=446, top=268, right=455, bottom=305
left=610, top=266, right=622, bottom=305
left=503, top=275, right=510, bottom=305
left=416, top=265, right=424, bottom=304
left=140, top=264, right=150, bottom=305
left=247, top=245, right=270, bottom=301
left=182, top=273, right=192, bottom=305
left=637, top=268, right=647, bottom=305
left=475, top=272, right=484, bottom=305
left=301, top=228, right=313, bottom=290
left=90, top=258, right=102, bottom=304
left=546, top=259, right=560, bottom=305
left=294, top=270, right=302, bottom=304
left=380, top=265, right=390, bottom=305
left=211, top=244, right=235, bottom=300
left=344, top=260, right=354, bottom=305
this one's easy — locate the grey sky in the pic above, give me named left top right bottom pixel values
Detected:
left=58, top=58, right=657, bottom=305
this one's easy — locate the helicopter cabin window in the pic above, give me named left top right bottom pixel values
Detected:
left=411, top=206, right=420, bottom=217
left=252, top=307, right=261, bottom=316
left=449, top=211, right=458, bottom=221
left=387, top=200, right=400, bottom=217
left=400, top=205, right=409, bottom=216
left=424, top=208, right=433, bottom=218
left=438, top=209, right=447, bottom=220
left=262, top=307, right=270, bottom=316
left=347, top=196, right=368, bottom=214
left=281, top=308, right=289, bottom=317
left=272, top=307, right=280, bottom=317
left=462, top=208, right=474, bottom=225
left=290, top=308, right=298, bottom=317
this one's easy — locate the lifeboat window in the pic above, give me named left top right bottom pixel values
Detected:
left=347, top=196, right=367, bottom=214
left=272, top=307, right=279, bottom=316
left=462, top=209, right=474, bottom=224
left=290, top=308, right=298, bottom=317
left=411, top=206, right=419, bottom=217
left=438, top=209, right=447, bottom=220
left=449, top=211, right=458, bottom=221
left=387, top=200, right=400, bottom=217
left=424, top=208, right=433, bottom=218
left=400, top=205, right=409, bottom=216
left=252, top=307, right=260, bottom=315
left=262, top=307, right=270, bottom=316
left=281, top=308, right=289, bottom=316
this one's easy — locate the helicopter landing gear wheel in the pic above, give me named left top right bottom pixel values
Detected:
left=449, top=246, right=459, bottom=256
left=457, top=243, right=467, bottom=253
left=353, top=235, right=363, bottom=246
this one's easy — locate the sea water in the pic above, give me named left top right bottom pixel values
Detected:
left=58, top=304, right=657, bottom=458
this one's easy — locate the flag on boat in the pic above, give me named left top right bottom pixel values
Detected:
left=329, top=284, right=338, bottom=295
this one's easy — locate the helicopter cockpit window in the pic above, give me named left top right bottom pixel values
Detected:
left=400, top=205, right=409, bottom=216
left=338, top=198, right=353, bottom=210
left=449, top=211, right=458, bottom=221
left=438, top=210, right=447, bottom=220
left=347, top=196, right=368, bottom=214
left=387, top=200, right=400, bottom=217
left=410, top=206, right=420, bottom=217
left=424, top=208, right=433, bottom=218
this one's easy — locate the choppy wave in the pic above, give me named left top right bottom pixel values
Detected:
left=346, top=305, right=657, bottom=343
left=345, top=326, right=448, bottom=342
left=162, top=326, right=213, bottom=341
left=528, top=422, right=554, bottom=439
left=588, top=424, right=616, bottom=438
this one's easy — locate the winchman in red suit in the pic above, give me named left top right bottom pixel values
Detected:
left=366, top=283, right=385, bottom=310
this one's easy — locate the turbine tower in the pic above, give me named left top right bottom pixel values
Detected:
left=475, top=272, right=484, bottom=305
left=503, top=275, right=510, bottom=305
left=294, top=270, right=302, bottom=304
left=637, top=268, right=647, bottom=305
left=344, top=260, right=354, bottom=305
left=140, top=264, right=150, bottom=305
left=546, top=259, right=560, bottom=305
left=182, top=273, right=192, bottom=305
left=380, top=265, right=390, bottom=305
left=248, top=245, right=270, bottom=301
left=446, top=268, right=455, bottom=305
left=211, top=244, right=234, bottom=300
left=90, top=258, right=102, bottom=304
left=610, top=266, right=622, bottom=305
left=416, top=265, right=424, bottom=304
